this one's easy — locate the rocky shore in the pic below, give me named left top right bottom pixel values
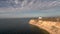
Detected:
left=29, top=18, right=60, bottom=34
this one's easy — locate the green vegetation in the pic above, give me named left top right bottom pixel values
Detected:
left=32, top=17, right=60, bottom=22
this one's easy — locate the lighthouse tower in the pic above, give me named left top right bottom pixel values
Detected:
left=38, top=16, right=43, bottom=23
left=38, top=16, right=42, bottom=19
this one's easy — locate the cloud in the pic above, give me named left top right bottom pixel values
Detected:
left=0, top=0, right=60, bottom=18
left=0, top=0, right=60, bottom=10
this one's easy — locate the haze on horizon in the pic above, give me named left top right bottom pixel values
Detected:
left=0, top=0, right=60, bottom=18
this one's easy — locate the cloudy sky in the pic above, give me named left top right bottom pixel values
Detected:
left=0, top=0, right=60, bottom=18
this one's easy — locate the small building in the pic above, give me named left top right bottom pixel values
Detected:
left=38, top=16, right=42, bottom=20
left=38, top=16, right=43, bottom=23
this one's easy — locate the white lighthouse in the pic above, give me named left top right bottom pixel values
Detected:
left=38, top=16, right=43, bottom=23
left=38, top=16, right=42, bottom=19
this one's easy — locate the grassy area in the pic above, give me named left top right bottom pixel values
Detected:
left=29, top=24, right=50, bottom=34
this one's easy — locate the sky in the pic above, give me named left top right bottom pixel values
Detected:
left=0, top=0, right=60, bottom=18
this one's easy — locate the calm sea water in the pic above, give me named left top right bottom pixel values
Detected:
left=0, top=18, right=49, bottom=34
left=0, top=18, right=31, bottom=34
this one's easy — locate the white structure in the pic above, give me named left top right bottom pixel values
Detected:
left=38, top=16, right=42, bottom=19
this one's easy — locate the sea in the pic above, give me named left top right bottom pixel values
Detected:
left=0, top=18, right=31, bottom=34
left=0, top=18, right=49, bottom=34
